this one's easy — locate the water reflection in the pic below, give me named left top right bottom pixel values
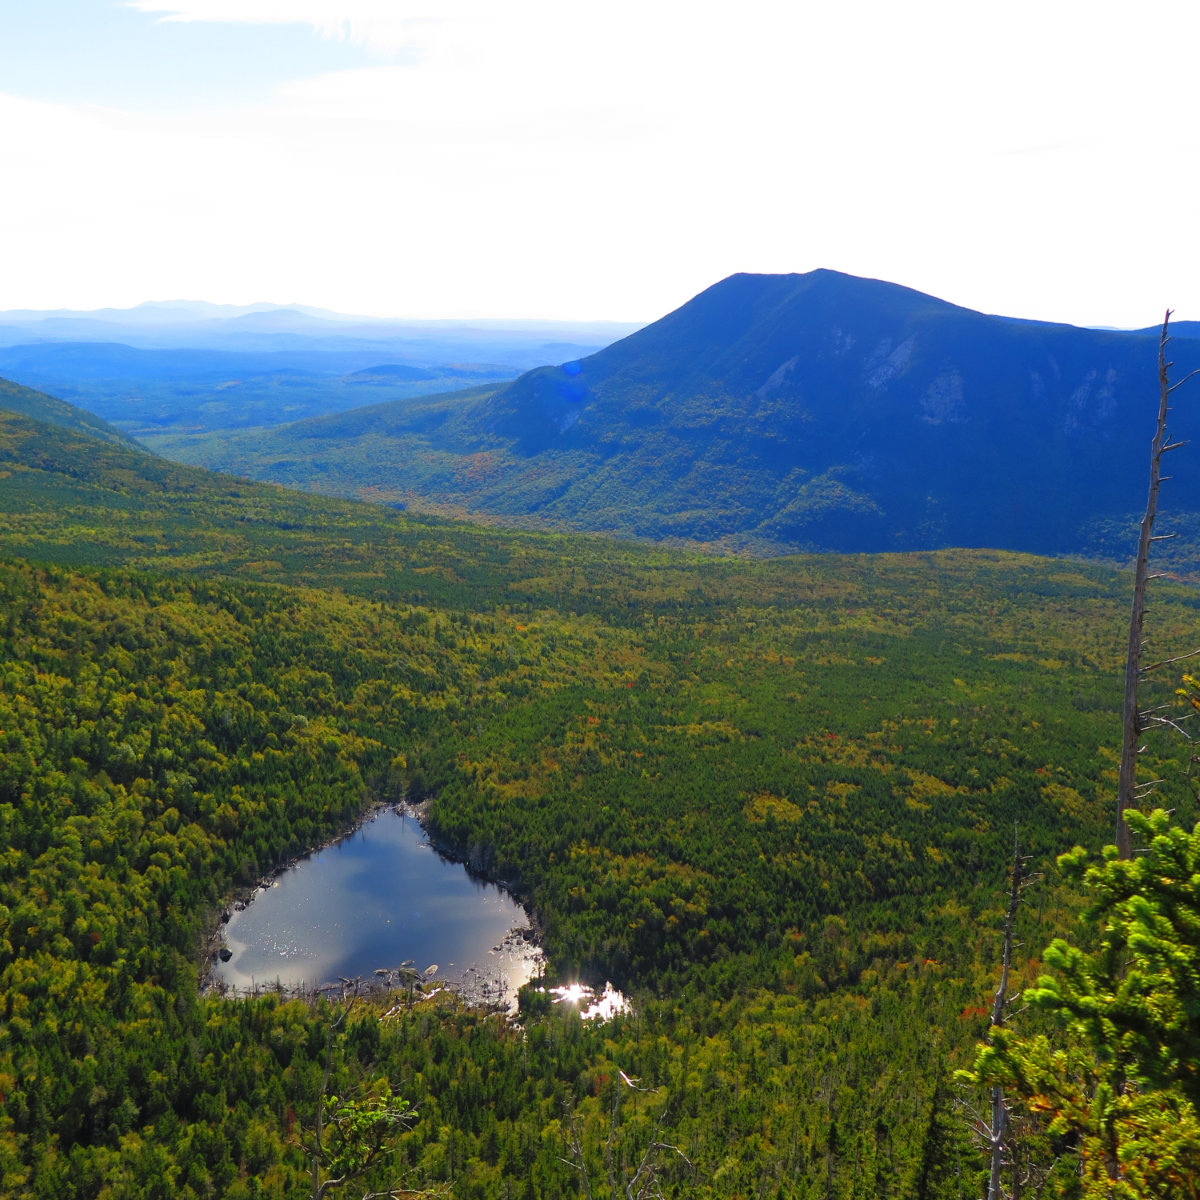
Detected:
left=213, top=809, right=541, bottom=1005
left=543, top=981, right=630, bottom=1021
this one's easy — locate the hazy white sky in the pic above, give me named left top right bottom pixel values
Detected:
left=2, top=0, right=1197, bottom=325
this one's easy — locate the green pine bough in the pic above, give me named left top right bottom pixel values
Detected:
left=962, top=809, right=1200, bottom=1198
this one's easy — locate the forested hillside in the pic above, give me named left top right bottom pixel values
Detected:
left=0, top=378, right=136, bottom=447
left=1, top=396, right=1196, bottom=1196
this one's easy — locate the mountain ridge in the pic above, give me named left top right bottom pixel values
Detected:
left=158, top=269, right=1200, bottom=564
left=0, top=375, right=140, bottom=447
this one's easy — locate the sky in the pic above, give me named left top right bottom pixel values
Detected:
left=1, top=0, right=1198, bottom=326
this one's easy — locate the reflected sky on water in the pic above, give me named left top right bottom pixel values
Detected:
left=214, top=810, right=539, bottom=1000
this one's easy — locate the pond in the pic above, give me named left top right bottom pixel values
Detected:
left=212, top=808, right=541, bottom=1008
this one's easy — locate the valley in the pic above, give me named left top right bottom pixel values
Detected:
left=7, top=0, right=1198, bottom=1187
left=1, top=279, right=1198, bottom=1196
left=0, top=303, right=641, bottom=441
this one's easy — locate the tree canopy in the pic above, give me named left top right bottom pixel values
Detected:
left=964, top=809, right=1200, bottom=1198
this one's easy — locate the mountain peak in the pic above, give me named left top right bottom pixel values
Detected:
left=443, top=271, right=1200, bottom=554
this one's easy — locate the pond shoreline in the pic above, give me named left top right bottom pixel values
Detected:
left=408, top=796, right=549, bottom=951
left=200, top=796, right=545, bottom=1012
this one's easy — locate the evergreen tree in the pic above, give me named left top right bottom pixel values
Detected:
left=964, top=810, right=1200, bottom=1197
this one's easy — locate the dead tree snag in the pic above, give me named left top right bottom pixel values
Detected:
left=1117, top=311, right=1199, bottom=858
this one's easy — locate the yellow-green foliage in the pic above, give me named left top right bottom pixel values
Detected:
left=2, top=410, right=1199, bottom=1196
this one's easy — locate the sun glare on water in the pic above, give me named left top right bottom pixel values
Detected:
left=543, top=981, right=629, bottom=1021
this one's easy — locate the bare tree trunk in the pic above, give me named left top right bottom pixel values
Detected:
left=311, top=998, right=350, bottom=1200
left=1117, top=312, right=1185, bottom=858
left=985, top=829, right=1024, bottom=1200
left=560, top=1071, right=692, bottom=1200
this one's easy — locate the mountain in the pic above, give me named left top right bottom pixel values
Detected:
left=0, top=303, right=642, bottom=437
left=165, top=270, right=1200, bottom=563
left=0, top=299, right=284, bottom=323
left=346, top=363, right=439, bottom=382
left=1135, top=318, right=1200, bottom=339
left=0, top=299, right=643, bottom=362
left=472, top=270, right=1200, bottom=553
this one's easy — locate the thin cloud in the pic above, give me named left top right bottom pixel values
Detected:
left=123, top=0, right=489, bottom=56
